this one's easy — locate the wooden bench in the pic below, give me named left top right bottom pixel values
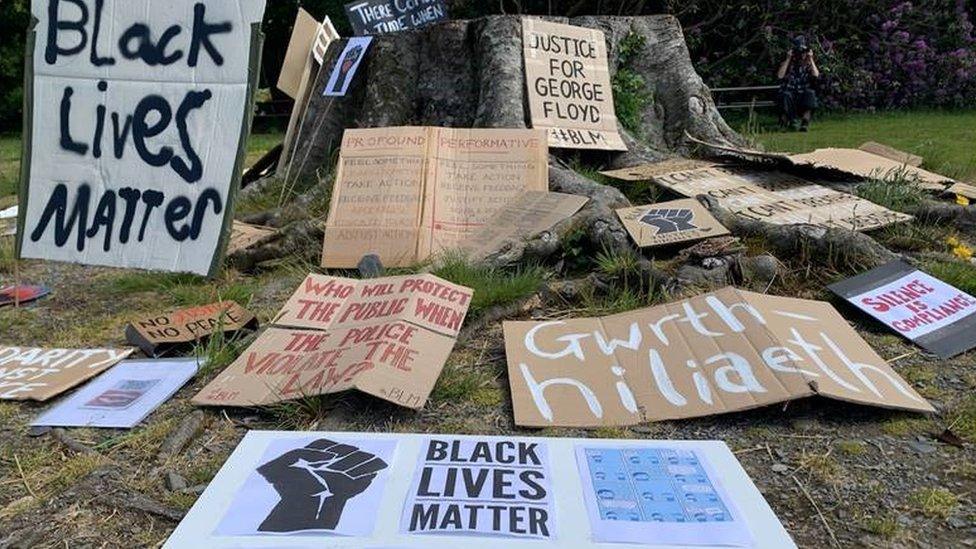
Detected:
left=710, top=85, right=779, bottom=110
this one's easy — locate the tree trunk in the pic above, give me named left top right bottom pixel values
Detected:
left=280, top=14, right=740, bottom=183
left=247, top=15, right=742, bottom=268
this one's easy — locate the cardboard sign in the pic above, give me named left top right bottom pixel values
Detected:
left=649, top=166, right=912, bottom=231
left=0, top=346, right=133, bottom=401
left=126, top=301, right=258, bottom=356
left=948, top=182, right=976, bottom=201
left=459, top=191, right=588, bottom=262
left=278, top=9, right=325, bottom=99
left=166, top=432, right=796, bottom=548
left=323, top=127, right=548, bottom=268
left=600, top=159, right=718, bottom=182
left=504, top=287, right=933, bottom=428
left=859, top=142, right=923, bottom=167
left=193, top=273, right=472, bottom=408
left=522, top=19, right=627, bottom=151
left=226, top=221, right=276, bottom=256
left=324, top=37, right=373, bottom=97
left=577, top=446, right=751, bottom=546
left=345, top=0, right=449, bottom=36
left=18, top=0, right=266, bottom=276
left=789, top=148, right=951, bottom=191
left=278, top=12, right=339, bottom=173
left=32, top=358, right=199, bottom=428
left=829, top=261, right=976, bottom=358
left=616, top=199, right=730, bottom=248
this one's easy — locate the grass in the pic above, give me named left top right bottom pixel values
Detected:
left=919, top=259, right=976, bottom=295
left=861, top=515, right=901, bottom=539
left=742, top=109, right=976, bottom=181
left=909, top=487, right=960, bottom=519
left=0, top=134, right=20, bottom=201
left=432, top=255, right=546, bottom=318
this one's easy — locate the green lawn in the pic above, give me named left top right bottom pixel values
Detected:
left=738, top=109, right=976, bottom=181
left=0, top=135, right=20, bottom=207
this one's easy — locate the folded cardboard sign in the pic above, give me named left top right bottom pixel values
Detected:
left=126, top=301, right=258, bottom=356
left=522, top=19, right=627, bottom=151
left=322, top=127, right=549, bottom=268
left=645, top=166, right=912, bottom=232
left=18, top=0, right=266, bottom=275
left=226, top=221, right=277, bottom=256
left=0, top=347, right=133, bottom=401
left=829, top=260, right=976, bottom=359
left=193, top=273, right=473, bottom=408
left=616, top=198, right=730, bottom=248
left=459, top=191, right=589, bottom=262
left=505, top=287, right=933, bottom=428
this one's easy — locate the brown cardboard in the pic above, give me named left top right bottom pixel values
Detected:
left=278, top=14, right=340, bottom=173
left=616, top=199, right=730, bottom=248
left=322, top=127, right=549, bottom=268
left=459, top=191, right=588, bottom=261
left=948, top=182, right=976, bottom=200
left=0, top=347, right=134, bottom=401
left=600, top=159, right=718, bottom=181
left=649, top=166, right=913, bottom=231
left=227, top=221, right=277, bottom=256
left=789, top=148, right=950, bottom=191
left=274, top=273, right=473, bottom=337
left=504, top=287, right=933, bottom=427
left=277, top=9, right=322, bottom=99
left=126, top=301, right=258, bottom=356
left=522, top=19, right=627, bottom=151
left=193, top=273, right=473, bottom=409
left=859, top=142, right=923, bottom=167
left=684, top=135, right=951, bottom=191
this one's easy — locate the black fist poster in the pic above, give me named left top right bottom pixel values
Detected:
left=214, top=436, right=396, bottom=536
left=18, top=0, right=266, bottom=275
left=616, top=198, right=730, bottom=248
left=168, top=432, right=798, bottom=547
left=402, top=438, right=554, bottom=539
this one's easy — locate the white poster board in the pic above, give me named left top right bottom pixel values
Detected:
left=31, top=358, right=199, bottom=428
left=18, top=0, right=266, bottom=275
left=166, top=431, right=795, bottom=548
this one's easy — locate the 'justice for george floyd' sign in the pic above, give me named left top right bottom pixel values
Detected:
left=18, top=0, right=266, bottom=276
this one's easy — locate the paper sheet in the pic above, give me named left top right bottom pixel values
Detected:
left=214, top=436, right=397, bottom=536
left=401, top=437, right=554, bottom=539
left=576, top=446, right=751, bottom=546
left=32, top=358, right=199, bottom=428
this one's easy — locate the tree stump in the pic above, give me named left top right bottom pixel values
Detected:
left=240, top=15, right=745, bottom=268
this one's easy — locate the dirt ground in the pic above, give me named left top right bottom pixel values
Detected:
left=1, top=247, right=975, bottom=548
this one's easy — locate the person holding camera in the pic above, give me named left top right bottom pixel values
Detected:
left=777, top=36, right=820, bottom=131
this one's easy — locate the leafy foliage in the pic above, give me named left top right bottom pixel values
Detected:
left=612, top=32, right=652, bottom=136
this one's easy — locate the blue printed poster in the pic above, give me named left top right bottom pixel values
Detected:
left=575, top=446, right=754, bottom=546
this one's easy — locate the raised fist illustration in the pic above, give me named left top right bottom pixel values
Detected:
left=639, top=208, right=697, bottom=234
left=256, top=439, right=388, bottom=532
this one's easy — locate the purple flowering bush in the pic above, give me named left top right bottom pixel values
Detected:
left=680, top=0, right=976, bottom=110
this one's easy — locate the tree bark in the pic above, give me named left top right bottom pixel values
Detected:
left=280, top=15, right=739, bottom=183
left=246, top=15, right=740, bottom=268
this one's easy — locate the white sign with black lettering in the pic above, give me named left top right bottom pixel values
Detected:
left=402, top=438, right=553, bottom=539
left=19, top=0, right=266, bottom=275
left=166, top=432, right=797, bottom=548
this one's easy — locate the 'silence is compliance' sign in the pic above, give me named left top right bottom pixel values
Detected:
left=19, top=0, right=266, bottom=275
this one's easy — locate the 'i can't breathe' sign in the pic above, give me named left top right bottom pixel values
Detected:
left=18, top=0, right=266, bottom=276
left=830, top=261, right=976, bottom=358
